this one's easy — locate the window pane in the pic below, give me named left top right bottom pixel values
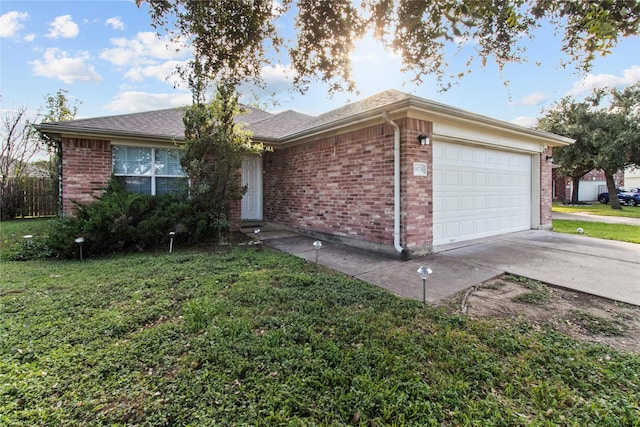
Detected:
left=112, top=146, right=152, bottom=175
left=116, top=176, right=151, bottom=195
left=155, top=148, right=185, bottom=176
left=156, top=177, right=187, bottom=195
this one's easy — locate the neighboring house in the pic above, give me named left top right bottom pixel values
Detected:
left=35, top=89, right=572, bottom=257
left=552, top=169, right=625, bottom=202
left=625, top=166, right=640, bottom=188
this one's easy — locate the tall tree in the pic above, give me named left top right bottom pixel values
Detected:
left=589, top=83, right=640, bottom=208
left=138, top=0, right=640, bottom=93
left=536, top=98, right=597, bottom=203
left=0, top=107, right=41, bottom=220
left=181, top=81, right=266, bottom=239
left=39, top=89, right=81, bottom=217
left=537, top=82, right=640, bottom=209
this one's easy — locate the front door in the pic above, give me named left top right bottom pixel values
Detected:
left=241, top=155, right=263, bottom=221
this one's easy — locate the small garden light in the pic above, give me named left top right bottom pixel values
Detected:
left=254, top=228, right=261, bottom=244
left=169, top=231, right=176, bottom=254
left=417, top=266, right=433, bottom=305
left=313, top=240, right=322, bottom=264
left=75, top=237, right=85, bottom=261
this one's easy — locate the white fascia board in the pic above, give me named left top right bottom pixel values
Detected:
left=406, top=97, right=574, bottom=148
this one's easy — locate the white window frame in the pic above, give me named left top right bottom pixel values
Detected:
left=112, top=145, right=186, bottom=195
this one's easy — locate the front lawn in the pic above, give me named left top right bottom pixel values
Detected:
left=1, top=247, right=638, bottom=425
left=0, top=218, right=52, bottom=258
left=552, top=219, right=640, bottom=244
left=553, top=202, right=640, bottom=218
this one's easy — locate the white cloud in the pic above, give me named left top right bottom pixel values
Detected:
left=510, top=116, right=537, bottom=128
left=124, top=60, right=190, bottom=87
left=0, top=11, right=29, bottom=38
left=24, top=33, right=36, bottom=42
left=566, top=65, right=640, bottom=97
left=47, top=15, right=79, bottom=39
left=105, top=91, right=191, bottom=113
left=510, top=91, right=547, bottom=106
left=237, top=64, right=296, bottom=105
left=31, top=48, right=101, bottom=84
left=100, top=31, right=189, bottom=67
left=105, top=16, right=125, bottom=31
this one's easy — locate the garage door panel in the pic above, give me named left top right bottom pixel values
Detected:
left=444, top=197, right=459, bottom=212
left=434, top=141, right=532, bottom=246
left=461, top=220, right=474, bottom=235
left=460, top=171, right=474, bottom=186
left=445, top=170, right=459, bottom=185
left=460, top=196, right=474, bottom=211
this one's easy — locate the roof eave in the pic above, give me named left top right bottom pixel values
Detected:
left=408, top=96, right=575, bottom=147
left=278, top=97, right=413, bottom=145
left=34, top=123, right=184, bottom=143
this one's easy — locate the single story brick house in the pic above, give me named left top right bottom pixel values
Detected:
left=36, top=89, right=573, bottom=257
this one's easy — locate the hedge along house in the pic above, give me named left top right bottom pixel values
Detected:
left=36, top=90, right=573, bottom=258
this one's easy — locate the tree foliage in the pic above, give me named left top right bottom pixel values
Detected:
left=39, top=89, right=80, bottom=152
left=39, top=89, right=81, bottom=217
left=0, top=107, right=41, bottom=220
left=537, top=82, right=640, bottom=209
left=536, top=98, right=598, bottom=203
left=181, top=82, right=266, bottom=237
left=138, top=0, right=640, bottom=93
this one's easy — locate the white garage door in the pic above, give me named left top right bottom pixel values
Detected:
left=433, top=141, right=532, bottom=246
left=577, top=180, right=605, bottom=202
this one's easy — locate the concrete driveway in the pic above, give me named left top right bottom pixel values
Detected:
left=257, top=226, right=640, bottom=306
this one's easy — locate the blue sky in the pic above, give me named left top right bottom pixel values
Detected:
left=2, top=0, right=639, bottom=129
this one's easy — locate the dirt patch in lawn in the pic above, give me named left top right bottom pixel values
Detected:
left=440, top=275, right=640, bottom=355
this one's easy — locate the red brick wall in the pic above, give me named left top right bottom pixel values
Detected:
left=263, top=118, right=433, bottom=255
left=61, top=138, right=111, bottom=215
left=264, top=124, right=395, bottom=246
left=540, top=147, right=553, bottom=228
left=400, top=118, right=433, bottom=253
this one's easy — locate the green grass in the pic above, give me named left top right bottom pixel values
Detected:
left=1, top=247, right=639, bottom=425
left=0, top=218, right=52, bottom=253
left=570, top=310, right=629, bottom=337
left=553, top=202, right=640, bottom=218
left=506, top=275, right=553, bottom=305
left=552, top=219, right=640, bottom=244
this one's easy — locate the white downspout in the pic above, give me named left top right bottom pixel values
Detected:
left=382, top=112, right=405, bottom=255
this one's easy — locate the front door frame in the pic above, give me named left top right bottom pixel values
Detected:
left=241, top=155, right=263, bottom=221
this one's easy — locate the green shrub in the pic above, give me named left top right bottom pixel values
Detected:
left=39, top=180, right=215, bottom=259
left=6, top=235, right=53, bottom=260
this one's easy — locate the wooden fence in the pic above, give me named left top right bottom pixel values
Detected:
left=10, top=177, right=57, bottom=218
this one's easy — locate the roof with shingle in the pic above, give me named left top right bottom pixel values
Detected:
left=250, top=110, right=316, bottom=140
left=35, top=89, right=573, bottom=147
left=283, top=89, right=410, bottom=137
left=35, top=105, right=278, bottom=141
left=35, top=90, right=412, bottom=142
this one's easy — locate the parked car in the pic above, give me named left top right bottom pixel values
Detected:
left=598, top=188, right=623, bottom=204
left=619, top=188, right=640, bottom=206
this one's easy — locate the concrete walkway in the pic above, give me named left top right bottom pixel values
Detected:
left=553, top=211, right=640, bottom=226
left=253, top=225, right=640, bottom=306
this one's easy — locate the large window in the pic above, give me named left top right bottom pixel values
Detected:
left=112, top=146, right=187, bottom=195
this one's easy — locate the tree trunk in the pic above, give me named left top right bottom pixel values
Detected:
left=605, top=171, right=622, bottom=210
left=571, top=176, right=581, bottom=203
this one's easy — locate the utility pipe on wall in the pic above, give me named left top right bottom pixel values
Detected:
left=381, top=112, right=406, bottom=257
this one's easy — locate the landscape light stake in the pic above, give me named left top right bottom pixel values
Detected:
left=75, top=237, right=85, bottom=261
left=254, top=228, right=261, bottom=244
left=417, top=266, right=433, bottom=306
left=169, top=231, right=176, bottom=254
left=313, top=240, right=322, bottom=264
